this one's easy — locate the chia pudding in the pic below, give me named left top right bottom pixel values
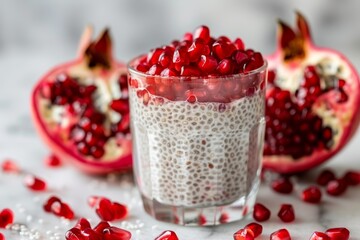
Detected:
left=128, top=25, right=267, bottom=211
left=130, top=88, right=265, bottom=207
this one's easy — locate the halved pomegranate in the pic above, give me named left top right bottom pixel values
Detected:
left=31, top=27, right=132, bottom=174
left=264, top=12, right=360, bottom=174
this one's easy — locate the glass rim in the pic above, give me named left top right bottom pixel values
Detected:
left=127, top=54, right=268, bottom=80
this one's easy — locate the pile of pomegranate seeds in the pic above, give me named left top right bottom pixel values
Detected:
left=277, top=204, right=295, bottom=223
left=88, top=196, right=128, bottom=221
left=253, top=203, right=271, bottom=222
left=270, top=229, right=291, bottom=240
left=24, top=174, right=47, bottom=191
left=135, top=26, right=264, bottom=77
left=43, top=195, right=75, bottom=220
left=66, top=218, right=131, bottom=240
left=0, top=208, right=14, bottom=228
left=271, top=177, right=293, bottom=194
left=154, top=230, right=179, bottom=240
left=131, top=25, right=265, bottom=103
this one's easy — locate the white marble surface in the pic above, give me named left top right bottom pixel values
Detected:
left=1, top=1, right=360, bottom=239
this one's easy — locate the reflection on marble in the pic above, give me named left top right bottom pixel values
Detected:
left=1, top=0, right=360, bottom=239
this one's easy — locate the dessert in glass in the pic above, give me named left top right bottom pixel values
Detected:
left=128, top=26, right=267, bottom=226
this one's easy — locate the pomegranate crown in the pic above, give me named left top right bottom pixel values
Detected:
left=79, top=27, right=114, bottom=69
left=277, top=11, right=312, bottom=62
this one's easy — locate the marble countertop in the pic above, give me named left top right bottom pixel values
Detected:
left=0, top=50, right=359, bottom=240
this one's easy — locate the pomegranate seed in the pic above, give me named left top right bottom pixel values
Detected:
left=147, top=48, right=164, bottom=65
left=302, top=186, right=322, bottom=203
left=0, top=208, right=14, bottom=228
left=172, top=46, right=190, bottom=71
left=198, top=55, right=218, bottom=74
left=103, top=226, right=132, bottom=240
left=217, top=59, right=234, bottom=75
left=234, top=38, right=245, bottom=50
left=24, top=175, right=47, bottom=191
left=253, top=203, right=271, bottom=222
left=219, top=213, right=229, bottom=223
left=75, top=218, right=91, bottom=230
left=271, top=177, right=293, bottom=194
left=233, top=229, right=254, bottom=240
left=1, top=159, right=20, bottom=173
left=233, top=50, right=249, bottom=65
left=277, top=204, right=295, bottom=222
left=213, top=40, right=236, bottom=60
left=95, top=197, right=128, bottom=221
left=182, top=32, right=193, bottom=42
left=91, top=146, right=105, bottom=159
left=0, top=233, right=4, bottom=240
left=110, top=99, right=129, bottom=114
left=65, top=228, right=85, bottom=240
left=160, top=68, right=178, bottom=77
left=93, top=221, right=111, bottom=234
left=180, top=66, right=201, bottom=76
left=326, top=179, right=348, bottom=196
left=193, top=25, right=210, bottom=43
left=270, top=229, right=291, bottom=240
left=148, top=64, right=164, bottom=76
left=158, top=52, right=172, bottom=67
left=44, top=154, right=61, bottom=167
left=43, top=196, right=75, bottom=220
left=317, top=169, right=336, bottom=186
left=188, top=38, right=209, bottom=62
left=310, top=232, right=330, bottom=240
left=155, top=230, right=179, bottom=240
left=244, top=222, right=263, bottom=237
left=198, top=214, right=206, bottom=225
left=342, top=171, right=360, bottom=186
left=325, top=227, right=350, bottom=240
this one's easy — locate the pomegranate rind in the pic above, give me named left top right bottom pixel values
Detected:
left=264, top=12, right=360, bottom=174
left=31, top=30, right=132, bottom=174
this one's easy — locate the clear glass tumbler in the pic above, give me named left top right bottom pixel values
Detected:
left=128, top=57, right=267, bottom=226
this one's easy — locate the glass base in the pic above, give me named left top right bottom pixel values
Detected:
left=141, top=181, right=259, bottom=226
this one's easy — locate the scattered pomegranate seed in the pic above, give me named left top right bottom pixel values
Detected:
left=270, top=229, right=291, bottom=240
left=277, top=204, right=295, bottom=223
left=310, top=231, right=330, bottom=240
left=43, top=195, right=75, bottom=220
left=0, top=232, right=4, bottom=240
left=24, top=175, right=47, bottom=191
left=233, top=228, right=254, bottom=240
left=317, top=169, right=336, bottom=186
left=244, top=222, right=262, bottom=238
left=0, top=208, right=14, bottom=228
left=302, top=186, right=322, bottom=203
left=342, top=171, right=360, bottom=186
left=325, top=227, right=350, bottom=240
left=326, top=179, right=348, bottom=196
left=75, top=218, right=92, bottom=231
left=90, top=196, right=128, bottom=222
left=253, top=203, right=271, bottom=222
left=1, top=159, right=20, bottom=173
left=155, top=230, right=179, bottom=240
left=44, top=154, right=62, bottom=167
left=271, top=177, right=293, bottom=194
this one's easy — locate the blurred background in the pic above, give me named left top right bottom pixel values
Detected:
left=0, top=0, right=360, bottom=166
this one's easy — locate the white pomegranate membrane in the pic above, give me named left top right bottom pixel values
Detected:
left=128, top=26, right=267, bottom=225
